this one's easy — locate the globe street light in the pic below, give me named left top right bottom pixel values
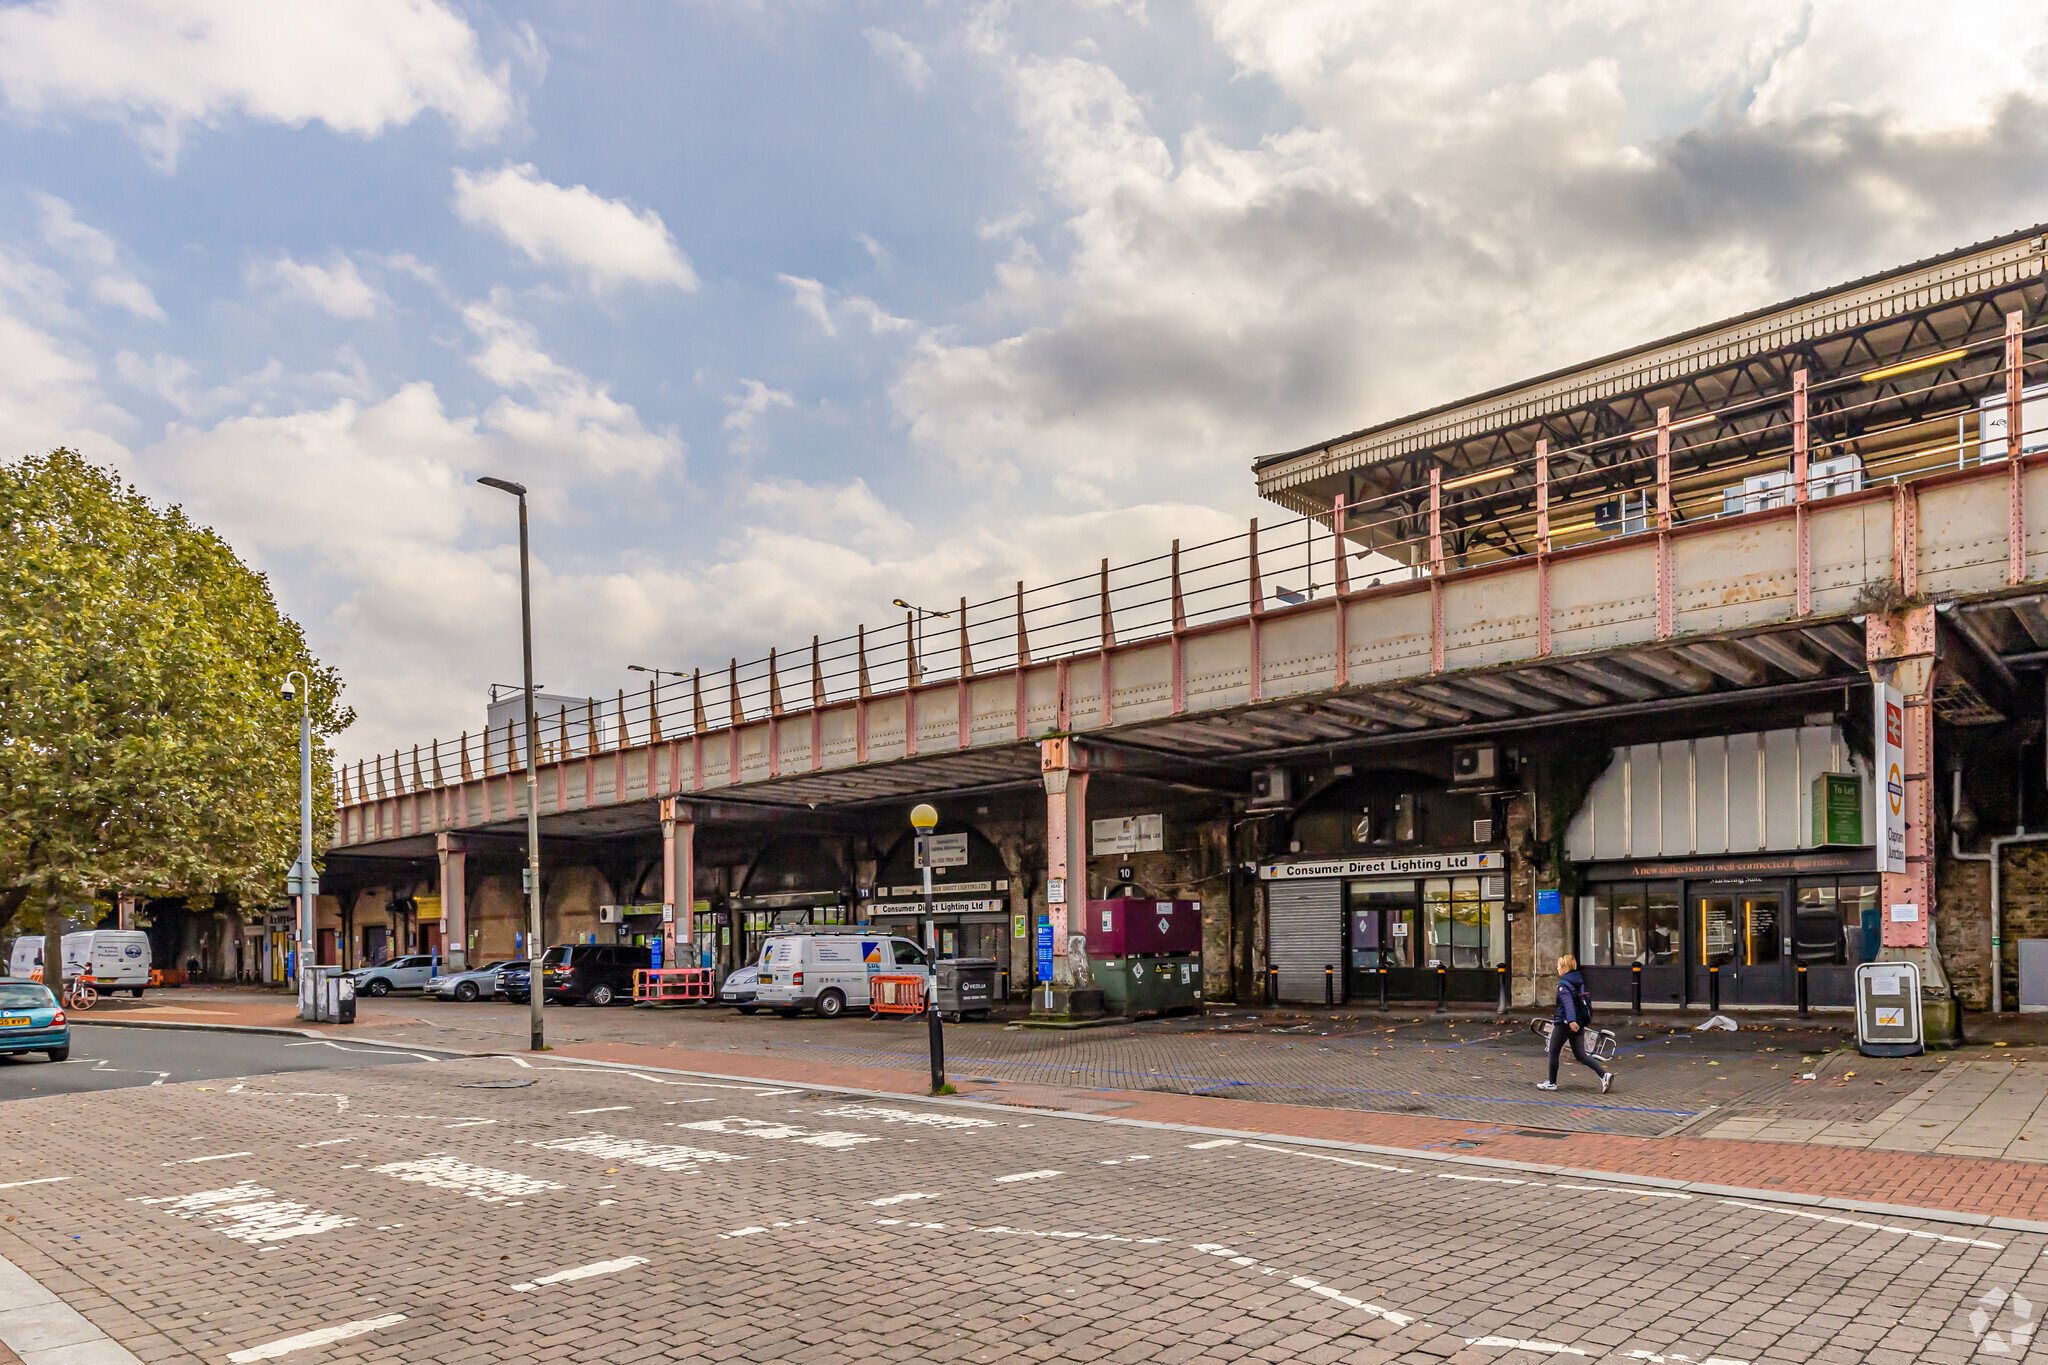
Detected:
left=479, top=475, right=546, bottom=1052
left=910, top=802, right=946, bottom=1094
left=282, top=671, right=313, bottom=1016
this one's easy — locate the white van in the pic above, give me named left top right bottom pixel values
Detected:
left=6, top=932, right=152, bottom=996
left=753, top=930, right=932, bottom=1018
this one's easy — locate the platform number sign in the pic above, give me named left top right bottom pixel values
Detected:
left=1878, top=680, right=1907, bottom=875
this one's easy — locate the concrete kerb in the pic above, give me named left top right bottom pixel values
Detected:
left=66, top=1016, right=2048, bottom=1238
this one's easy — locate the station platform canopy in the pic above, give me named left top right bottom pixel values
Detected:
left=1254, top=223, right=2048, bottom=572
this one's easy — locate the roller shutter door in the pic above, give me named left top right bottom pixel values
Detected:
left=1267, top=879, right=1343, bottom=1004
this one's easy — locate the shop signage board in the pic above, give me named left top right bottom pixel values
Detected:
left=1811, top=773, right=1863, bottom=847
left=1092, top=814, right=1163, bottom=855
left=1259, top=851, right=1505, bottom=880
left=1535, top=889, right=1561, bottom=916
left=1877, top=681, right=1907, bottom=874
left=1855, top=960, right=1923, bottom=1056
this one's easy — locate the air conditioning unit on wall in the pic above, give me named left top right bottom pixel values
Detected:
left=597, top=905, right=622, bottom=925
left=1250, top=767, right=1292, bottom=808
left=1452, top=744, right=1498, bottom=784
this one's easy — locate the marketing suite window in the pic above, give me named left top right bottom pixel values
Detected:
left=1577, top=882, right=1680, bottom=966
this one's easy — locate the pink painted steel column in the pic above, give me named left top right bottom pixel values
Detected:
left=1169, top=542, right=1187, bottom=713
left=1535, top=439, right=1551, bottom=657
left=958, top=596, right=973, bottom=750
left=1099, top=558, right=1115, bottom=725
left=1040, top=737, right=1087, bottom=992
left=1332, top=495, right=1350, bottom=688
left=1247, top=519, right=1265, bottom=701
left=436, top=832, right=467, bottom=970
left=1893, top=481, right=1919, bottom=598
left=1655, top=406, right=1673, bottom=639
left=2009, top=309, right=2027, bottom=585
left=1429, top=468, right=1444, bottom=673
left=1793, top=370, right=1811, bottom=616
left=1014, top=584, right=1031, bottom=740
left=660, top=797, right=694, bottom=970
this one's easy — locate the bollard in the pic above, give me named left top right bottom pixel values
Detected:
left=1631, top=962, right=1643, bottom=1016
left=1709, top=964, right=1721, bottom=1015
left=1324, top=964, right=1334, bottom=1008
left=999, top=967, right=1009, bottom=1002
left=1435, top=963, right=1448, bottom=1013
left=1268, top=963, right=1280, bottom=1006
left=1377, top=965, right=1388, bottom=1011
left=1797, top=963, right=1809, bottom=1019
left=927, top=993, right=947, bottom=1094
left=1496, top=961, right=1509, bottom=1016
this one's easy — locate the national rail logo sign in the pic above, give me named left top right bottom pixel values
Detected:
left=1878, top=683, right=1907, bottom=876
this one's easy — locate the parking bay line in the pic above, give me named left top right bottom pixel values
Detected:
left=0, top=1177, right=71, bottom=1190
left=509, top=1256, right=650, bottom=1292
left=227, top=1314, right=407, bottom=1362
left=162, top=1151, right=253, bottom=1165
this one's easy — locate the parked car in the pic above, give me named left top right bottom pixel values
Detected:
left=540, top=943, right=651, bottom=1006
left=719, top=962, right=761, bottom=1013
left=425, top=961, right=514, bottom=1002
left=754, top=931, right=931, bottom=1018
left=8, top=931, right=152, bottom=997
left=348, top=954, right=441, bottom=997
left=496, top=961, right=531, bottom=1003
left=0, top=980, right=69, bottom=1062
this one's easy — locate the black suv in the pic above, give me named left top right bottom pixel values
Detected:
left=540, top=943, right=652, bottom=1006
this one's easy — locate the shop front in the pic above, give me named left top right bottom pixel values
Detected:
left=1263, top=853, right=1507, bottom=1004
left=871, top=826, right=1013, bottom=973
left=1566, top=724, right=1876, bottom=1009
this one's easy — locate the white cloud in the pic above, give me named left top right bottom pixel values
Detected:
left=34, top=194, right=161, bottom=320
left=778, top=274, right=835, bottom=336
left=463, top=298, right=683, bottom=478
left=114, top=350, right=243, bottom=416
left=740, top=475, right=911, bottom=550
left=778, top=273, right=911, bottom=338
left=249, top=252, right=382, bottom=319
left=0, top=0, right=516, bottom=168
left=864, top=28, right=934, bottom=92
left=722, top=378, right=794, bottom=454
left=453, top=163, right=698, bottom=291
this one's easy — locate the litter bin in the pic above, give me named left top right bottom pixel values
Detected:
left=933, top=957, right=997, bottom=1021
left=301, top=966, right=357, bottom=1025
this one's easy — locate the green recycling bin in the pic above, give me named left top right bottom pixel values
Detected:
left=1093, top=955, right=1201, bottom=1019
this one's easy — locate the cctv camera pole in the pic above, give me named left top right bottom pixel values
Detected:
left=481, top=475, right=546, bottom=1052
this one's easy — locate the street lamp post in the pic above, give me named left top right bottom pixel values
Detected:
left=282, top=671, right=313, bottom=1016
left=479, top=475, right=547, bottom=1052
left=891, top=598, right=950, bottom=679
left=910, top=802, right=946, bottom=1094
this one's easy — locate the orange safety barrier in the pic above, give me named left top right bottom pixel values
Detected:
left=633, top=967, right=714, bottom=1004
left=868, top=974, right=926, bottom=1015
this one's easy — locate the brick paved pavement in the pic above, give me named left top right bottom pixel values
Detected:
left=2, top=1053, right=2046, bottom=1363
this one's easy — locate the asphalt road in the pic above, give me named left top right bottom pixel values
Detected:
left=0, top=1051, right=2038, bottom=1363
left=0, top=1025, right=427, bottom=1100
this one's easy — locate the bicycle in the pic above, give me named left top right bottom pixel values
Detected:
left=62, top=973, right=98, bottom=1012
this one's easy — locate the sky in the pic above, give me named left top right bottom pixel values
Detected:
left=5, top=0, right=2048, bottom=762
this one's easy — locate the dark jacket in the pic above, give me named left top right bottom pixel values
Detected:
left=1554, top=970, right=1590, bottom=1026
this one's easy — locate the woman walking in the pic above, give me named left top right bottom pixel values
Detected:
left=1537, top=954, right=1612, bottom=1093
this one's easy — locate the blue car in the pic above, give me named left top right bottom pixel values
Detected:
left=0, top=980, right=69, bottom=1062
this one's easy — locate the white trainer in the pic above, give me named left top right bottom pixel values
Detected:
left=1536, top=1081, right=1558, bottom=1091
left=1601, top=1072, right=1614, bottom=1093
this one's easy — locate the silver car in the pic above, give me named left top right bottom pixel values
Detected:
left=720, top=963, right=761, bottom=1014
left=426, top=961, right=515, bottom=1002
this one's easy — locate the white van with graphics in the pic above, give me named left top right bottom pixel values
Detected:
left=7, top=931, right=153, bottom=995
left=753, top=930, right=931, bottom=1018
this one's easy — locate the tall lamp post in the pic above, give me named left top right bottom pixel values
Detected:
left=891, top=598, right=950, bottom=678
left=479, top=475, right=547, bottom=1052
left=282, top=671, right=313, bottom=1016
left=910, top=802, right=946, bottom=1094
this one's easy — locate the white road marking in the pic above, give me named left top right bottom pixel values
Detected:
left=527, top=1132, right=747, bottom=1173
left=1186, top=1139, right=1238, bottom=1149
left=0, top=1176, right=70, bottom=1190
left=371, top=1157, right=566, bottom=1203
left=994, top=1170, right=1062, bottom=1183
left=296, top=1138, right=356, bottom=1149
left=163, top=1151, right=253, bottom=1165
left=1553, top=1183, right=1692, bottom=1199
left=673, top=1117, right=879, bottom=1148
left=223, top=1082, right=349, bottom=1112
left=1194, top=1245, right=1417, bottom=1328
left=1466, top=1336, right=1587, bottom=1355
left=1717, top=1199, right=2002, bottom=1248
left=508, top=1256, right=649, bottom=1292
left=816, top=1104, right=996, bottom=1130
left=569, top=1106, right=632, bottom=1115
left=722, top=1226, right=770, bottom=1239
left=133, top=1183, right=354, bottom=1244
left=444, top=1119, right=496, bottom=1129
left=227, top=1314, right=407, bottom=1362
left=1435, top=1174, right=1527, bottom=1185
left=1242, top=1141, right=1411, bottom=1173
left=868, top=1192, right=939, bottom=1206
left=1622, top=1352, right=1752, bottom=1364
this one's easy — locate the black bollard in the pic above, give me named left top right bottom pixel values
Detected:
left=1496, top=961, right=1509, bottom=1016
left=927, top=991, right=947, bottom=1094
left=1631, top=962, right=1643, bottom=1016
left=1268, top=964, right=1280, bottom=1006
left=999, top=967, right=1009, bottom=1002
left=1709, top=964, right=1721, bottom=1015
left=1435, top=963, right=1448, bottom=1013
left=1797, top=963, right=1809, bottom=1019
left=1324, top=964, right=1334, bottom=1008
left=1377, top=965, right=1389, bottom=1011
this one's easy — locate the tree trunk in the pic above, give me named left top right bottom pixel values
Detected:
left=42, top=890, right=64, bottom=997
left=0, top=887, right=28, bottom=942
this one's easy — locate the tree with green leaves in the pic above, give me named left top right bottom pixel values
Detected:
left=0, top=449, right=351, bottom=982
